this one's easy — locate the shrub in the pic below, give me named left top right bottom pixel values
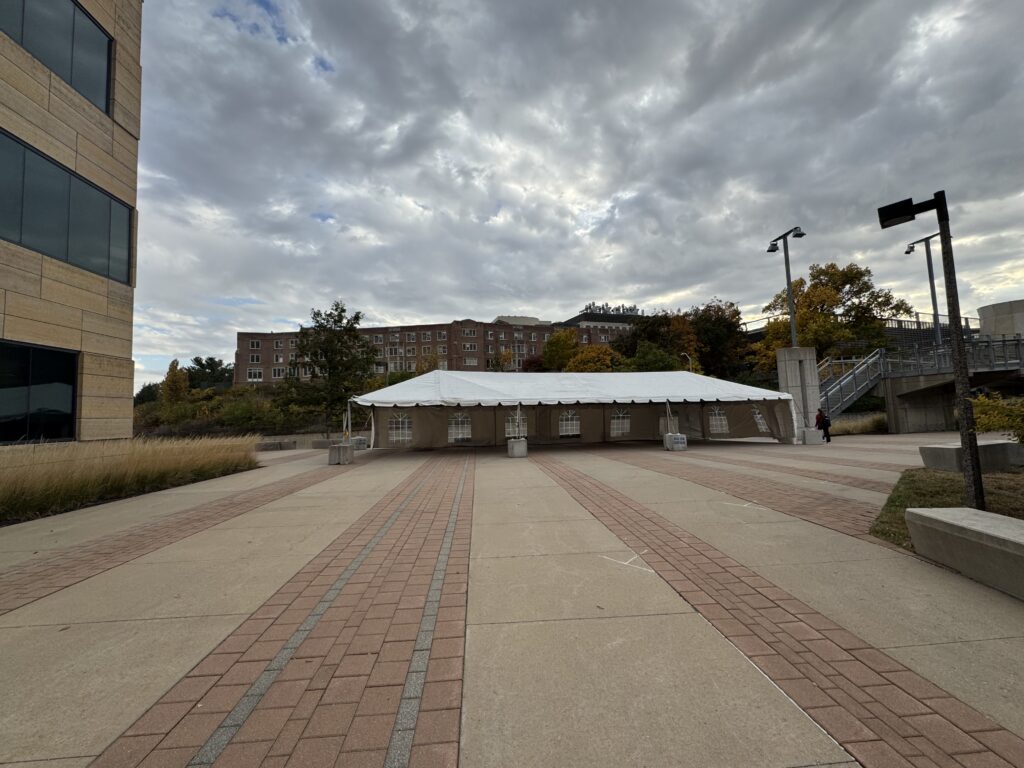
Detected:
left=830, top=412, right=887, bottom=435
left=972, top=395, right=1024, bottom=443
left=0, top=436, right=259, bottom=525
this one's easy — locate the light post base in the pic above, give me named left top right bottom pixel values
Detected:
left=776, top=347, right=821, bottom=432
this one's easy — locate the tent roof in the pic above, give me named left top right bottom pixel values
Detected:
left=353, top=370, right=793, bottom=408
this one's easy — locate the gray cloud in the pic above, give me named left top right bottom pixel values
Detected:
left=132, top=0, right=1024, bottom=387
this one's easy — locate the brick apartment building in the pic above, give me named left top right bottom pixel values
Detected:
left=1, top=1, right=144, bottom=442
left=233, top=311, right=638, bottom=387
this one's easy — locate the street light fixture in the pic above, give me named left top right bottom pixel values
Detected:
left=767, top=226, right=811, bottom=434
left=905, top=233, right=943, bottom=347
left=680, top=352, right=693, bottom=372
left=878, top=190, right=984, bottom=510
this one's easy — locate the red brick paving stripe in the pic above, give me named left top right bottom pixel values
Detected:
left=594, top=448, right=883, bottom=537
left=661, top=450, right=898, bottom=494
left=0, top=463, right=360, bottom=616
left=531, top=454, right=1024, bottom=768
left=90, top=453, right=472, bottom=768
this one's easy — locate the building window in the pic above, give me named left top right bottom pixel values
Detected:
left=0, top=340, right=77, bottom=443
left=544, top=333, right=550, bottom=341
left=273, top=354, right=283, bottom=363
left=386, top=347, right=403, bottom=357
left=559, top=410, right=581, bottom=438
left=752, top=406, right=770, bottom=433
left=505, top=410, right=527, bottom=438
left=581, top=335, right=589, bottom=344
left=389, top=333, right=400, bottom=342
left=389, top=361, right=402, bottom=372
left=709, top=406, right=729, bottom=434
left=389, top=411, right=412, bottom=445
left=272, top=367, right=284, bottom=379
left=462, top=343, right=477, bottom=351
left=487, top=331, right=494, bottom=339
left=289, top=352, right=296, bottom=362
left=513, top=331, right=523, bottom=340
left=530, top=332, right=537, bottom=341
left=373, top=334, right=383, bottom=344
left=499, top=332, right=506, bottom=340
left=406, top=332, right=416, bottom=342
left=448, top=411, right=472, bottom=443
left=273, top=340, right=283, bottom=349
left=465, top=357, right=478, bottom=366
left=438, top=360, right=448, bottom=370
left=247, top=368, right=262, bottom=382
left=438, top=345, right=447, bottom=355
left=405, top=361, right=416, bottom=371
left=487, top=345, right=494, bottom=354
left=421, top=331, right=431, bottom=341
left=287, top=366, right=296, bottom=377
left=2, top=0, right=112, bottom=113
left=406, top=346, right=416, bottom=357
left=374, top=363, right=386, bottom=374
left=289, top=338, right=297, bottom=347
left=529, top=345, right=536, bottom=355
left=438, top=331, right=447, bottom=340
left=611, top=408, right=630, bottom=437
left=249, top=354, right=260, bottom=364
left=463, top=328, right=476, bottom=337
left=249, top=340, right=260, bottom=349
left=422, top=346, right=431, bottom=355
left=1, top=131, right=132, bottom=284
left=600, top=335, right=608, bottom=343
left=301, top=366, right=312, bottom=377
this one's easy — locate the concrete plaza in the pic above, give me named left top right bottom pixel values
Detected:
left=1, top=434, right=1022, bottom=767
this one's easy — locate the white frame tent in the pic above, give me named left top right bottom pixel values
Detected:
left=353, top=370, right=797, bottom=449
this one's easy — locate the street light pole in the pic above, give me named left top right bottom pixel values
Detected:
left=767, top=227, right=809, bottom=430
left=680, top=352, right=693, bottom=372
left=906, top=233, right=943, bottom=348
left=782, top=236, right=798, bottom=348
left=879, top=190, right=985, bottom=510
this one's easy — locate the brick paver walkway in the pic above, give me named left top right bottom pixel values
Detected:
left=533, top=454, right=1024, bottom=768
left=0, top=464, right=355, bottom=617
left=596, top=449, right=883, bottom=538
left=90, top=453, right=473, bottom=768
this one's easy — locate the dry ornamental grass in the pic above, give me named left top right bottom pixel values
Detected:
left=0, top=436, right=259, bottom=525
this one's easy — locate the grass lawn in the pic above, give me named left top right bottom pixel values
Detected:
left=872, top=466, right=1024, bottom=550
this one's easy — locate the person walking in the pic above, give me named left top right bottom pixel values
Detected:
left=815, top=408, right=832, bottom=444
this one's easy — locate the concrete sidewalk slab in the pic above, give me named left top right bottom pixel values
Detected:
left=646, top=499, right=795, bottom=525
left=468, top=550, right=690, bottom=624
left=471, top=518, right=626, bottom=558
left=0, top=616, right=238, bottom=764
left=472, top=497, right=595, bottom=524
left=462, top=614, right=851, bottom=768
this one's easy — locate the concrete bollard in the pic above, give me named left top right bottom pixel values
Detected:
left=328, top=443, right=354, bottom=465
left=664, top=433, right=687, bottom=451
left=507, top=438, right=528, bottom=458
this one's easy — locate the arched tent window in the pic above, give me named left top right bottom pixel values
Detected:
left=389, top=411, right=412, bottom=445
left=559, top=409, right=581, bottom=437
left=448, top=411, right=472, bottom=443
left=505, top=410, right=527, bottom=438
left=709, top=406, right=729, bottom=434
left=752, top=406, right=770, bottom=433
left=610, top=408, right=630, bottom=437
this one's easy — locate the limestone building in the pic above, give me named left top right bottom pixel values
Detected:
left=0, top=0, right=142, bottom=442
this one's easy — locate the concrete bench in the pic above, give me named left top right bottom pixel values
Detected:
left=919, top=440, right=1024, bottom=473
left=906, top=507, right=1024, bottom=600
left=255, top=440, right=297, bottom=451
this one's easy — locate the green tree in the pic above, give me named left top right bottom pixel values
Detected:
left=564, top=346, right=625, bottom=372
left=297, top=300, right=377, bottom=436
left=686, top=298, right=750, bottom=379
left=521, top=355, right=546, bottom=372
left=134, top=381, right=161, bottom=406
left=972, top=395, right=1024, bottom=443
left=542, top=329, right=580, bottom=372
left=752, top=262, right=913, bottom=371
left=611, top=312, right=700, bottom=371
left=627, top=340, right=681, bottom=372
left=184, top=356, right=234, bottom=389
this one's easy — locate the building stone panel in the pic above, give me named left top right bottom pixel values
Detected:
left=41, top=278, right=108, bottom=316
left=79, top=395, right=133, bottom=419
left=42, top=258, right=110, bottom=295
left=82, top=352, right=134, bottom=379
left=5, top=315, right=83, bottom=350
left=0, top=262, right=40, bottom=299
left=78, top=417, right=133, bottom=441
left=6, top=292, right=84, bottom=330
left=82, top=330, right=132, bottom=358
left=83, top=311, right=134, bottom=340
left=82, top=373, right=134, bottom=399
left=0, top=33, right=50, bottom=86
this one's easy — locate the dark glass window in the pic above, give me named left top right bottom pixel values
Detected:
left=0, top=136, right=24, bottom=242
left=0, top=0, right=24, bottom=45
left=22, top=149, right=70, bottom=261
left=71, top=6, right=109, bottom=111
left=0, top=343, right=31, bottom=443
left=69, top=176, right=110, bottom=276
left=1, top=131, right=133, bottom=284
left=23, top=0, right=74, bottom=83
left=29, top=345, right=77, bottom=440
left=109, top=201, right=131, bottom=283
left=12, top=0, right=110, bottom=113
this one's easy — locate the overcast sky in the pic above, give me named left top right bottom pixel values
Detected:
left=133, top=0, right=1024, bottom=389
